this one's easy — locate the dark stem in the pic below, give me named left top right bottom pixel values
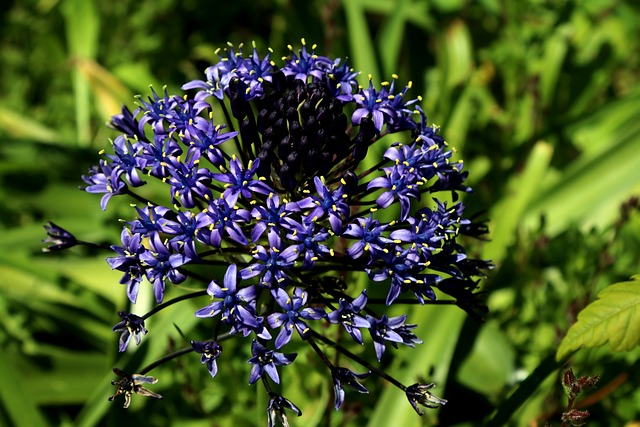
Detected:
left=309, top=330, right=406, bottom=391
left=137, top=331, right=233, bottom=375
left=138, top=346, right=194, bottom=375
left=123, top=186, right=154, bottom=206
left=142, top=290, right=208, bottom=320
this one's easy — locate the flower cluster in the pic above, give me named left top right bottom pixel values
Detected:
left=54, top=39, right=491, bottom=422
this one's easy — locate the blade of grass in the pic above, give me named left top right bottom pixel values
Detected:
left=343, top=0, right=380, bottom=84
left=61, top=0, right=99, bottom=146
left=377, top=0, right=409, bottom=77
left=525, top=127, right=640, bottom=235
left=0, top=106, right=61, bottom=143
left=484, top=141, right=554, bottom=263
left=76, top=59, right=133, bottom=122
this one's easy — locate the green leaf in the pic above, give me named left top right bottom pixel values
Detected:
left=0, top=351, right=50, bottom=427
left=556, top=276, right=640, bottom=361
left=61, top=0, right=100, bottom=145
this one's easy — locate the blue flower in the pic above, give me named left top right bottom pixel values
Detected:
left=164, top=153, right=213, bottom=209
left=82, top=160, right=126, bottom=210
left=281, top=39, right=332, bottom=82
left=164, top=210, right=208, bottom=260
left=197, top=197, right=251, bottom=247
left=331, top=367, right=370, bottom=410
left=110, top=105, right=145, bottom=141
left=191, top=340, right=223, bottom=378
left=324, top=57, right=360, bottom=101
left=366, top=314, right=421, bottom=361
left=137, top=86, right=178, bottom=135
left=127, top=205, right=171, bottom=238
left=236, top=42, right=275, bottom=100
left=139, top=234, right=190, bottom=303
left=283, top=218, right=332, bottom=269
left=366, top=162, right=421, bottom=221
left=297, top=176, right=350, bottom=234
left=187, top=120, right=237, bottom=167
left=343, top=214, right=393, bottom=260
left=107, top=227, right=146, bottom=303
left=211, top=155, right=272, bottom=207
left=251, top=192, right=300, bottom=242
left=112, top=311, right=148, bottom=352
left=194, top=264, right=263, bottom=334
left=141, top=134, right=182, bottom=179
left=107, top=135, right=147, bottom=187
left=248, top=339, right=297, bottom=385
left=367, top=250, right=440, bottom=305
left=182, top=43, right=246, bottom=101
left=327, top=290, right=370, bottom=344
left=267, top=287, right=325, bottom=348
left=240, top=229, right=299, bottom=288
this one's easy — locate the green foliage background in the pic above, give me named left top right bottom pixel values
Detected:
left=1, top=0, right=639, bottom=426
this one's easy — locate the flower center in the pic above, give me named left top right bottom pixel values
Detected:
left=254, top=78, right=351, bottom=193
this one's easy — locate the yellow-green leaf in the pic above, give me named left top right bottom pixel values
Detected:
left=556, top=276, right=640, bottom=361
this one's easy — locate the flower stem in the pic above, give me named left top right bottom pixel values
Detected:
left=309, top=329, right=406, bottom=391
left=138, top=331, right=233, bottom=375
left=142, top=290, right=208, bottom=320
left=138, top=346, right=194, bottom=375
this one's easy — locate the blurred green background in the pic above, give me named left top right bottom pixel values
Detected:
left=1, top=0, right=640, bottom=426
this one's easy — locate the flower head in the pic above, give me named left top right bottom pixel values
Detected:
left=55, top=40, right=491, bottom=423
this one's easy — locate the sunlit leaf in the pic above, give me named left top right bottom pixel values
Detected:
left=556, top=276, right=640, bottom=360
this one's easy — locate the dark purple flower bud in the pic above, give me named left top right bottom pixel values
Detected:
left=42, top=222, right=77, bottom=252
